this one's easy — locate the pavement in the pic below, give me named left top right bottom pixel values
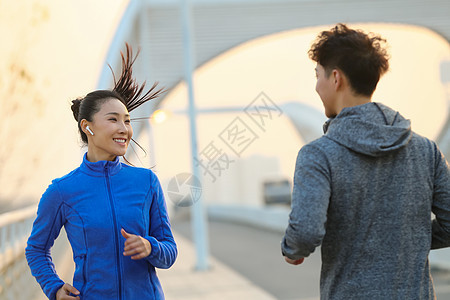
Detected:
left=158, top=231, right=277, bottom=300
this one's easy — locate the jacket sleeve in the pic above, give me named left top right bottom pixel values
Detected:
left=281, top=144, right=331, bottom=259
left=144, top=173, right=178, bottom=269
left=25, top=181, right=65, bottom=300
left=431, top=146, right=450, bottom=249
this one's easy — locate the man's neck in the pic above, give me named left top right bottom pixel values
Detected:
left=335, top=91, right=372, bottom=116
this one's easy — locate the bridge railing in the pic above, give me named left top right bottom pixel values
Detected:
left=0, top=205, right=38, bottom=299
left=0, top=205, right=36, bottom=271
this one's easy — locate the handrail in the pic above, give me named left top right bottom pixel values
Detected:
left=0, top=204, right=43, bottom=299
left=0, top=205, right=36, bottom=228
left=0, top=204, right=37, bottom=272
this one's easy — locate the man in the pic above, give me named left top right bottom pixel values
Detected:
left=281, top=23, right=450, bottom=299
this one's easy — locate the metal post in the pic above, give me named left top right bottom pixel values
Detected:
left=180, top=0, right=209, bottom=270
left=0, top=226, right=5, bottom=270
left=138, top=6, right=158, bottom=170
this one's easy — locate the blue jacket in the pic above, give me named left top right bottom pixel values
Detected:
left=26, top=154, right=177, bottom=300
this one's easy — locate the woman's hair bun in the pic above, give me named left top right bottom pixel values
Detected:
left=71, top=98, right=82, bottom=121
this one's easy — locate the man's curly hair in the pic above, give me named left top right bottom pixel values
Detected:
left=308, top=23, right=390, bottom=96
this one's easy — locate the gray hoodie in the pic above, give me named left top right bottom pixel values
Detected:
left=282, top=102, right=450, bottom=299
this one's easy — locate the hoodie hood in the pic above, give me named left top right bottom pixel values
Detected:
left=324, top=102, right=412, bottom=157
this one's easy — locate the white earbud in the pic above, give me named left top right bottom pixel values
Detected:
left=86, top=126, right=94, bottom=136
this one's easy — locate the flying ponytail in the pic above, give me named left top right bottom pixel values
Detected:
left=112, top=43, right=166, bottom=112
left=71, top=43, right=165, bottom=145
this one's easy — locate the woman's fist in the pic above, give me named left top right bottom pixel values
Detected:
left=121, top=229, right=152, bottom=260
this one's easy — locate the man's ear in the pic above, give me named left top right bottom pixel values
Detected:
left=332, top=69, right=344, bottom=91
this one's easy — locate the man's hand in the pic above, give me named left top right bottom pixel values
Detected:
left=284, top=256, right=305, bottom=265
left=121, top=229, right=152, bottom=260
left=56, top=283, right=80, bottom=300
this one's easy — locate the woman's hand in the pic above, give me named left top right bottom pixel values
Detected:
left=121, top=229, right=152, bottom=260
left=56, top=283, right=80, bottom=300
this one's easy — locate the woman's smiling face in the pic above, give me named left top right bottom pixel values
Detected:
left=83, top=98, right=133, bottom=162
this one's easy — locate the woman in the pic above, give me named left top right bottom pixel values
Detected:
left=26, top=44, right=177, bottom=300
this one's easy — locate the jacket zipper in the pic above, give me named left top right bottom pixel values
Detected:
left=105, top=167, right=122, bottom=299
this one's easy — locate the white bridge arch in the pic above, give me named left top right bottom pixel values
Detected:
left=99, top=0, right=450, bottom=155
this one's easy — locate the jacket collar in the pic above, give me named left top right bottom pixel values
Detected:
left=80, top=153, right=122, bottom=176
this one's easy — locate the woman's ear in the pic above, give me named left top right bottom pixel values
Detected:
left=80, top=119, right=93, bottom=136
